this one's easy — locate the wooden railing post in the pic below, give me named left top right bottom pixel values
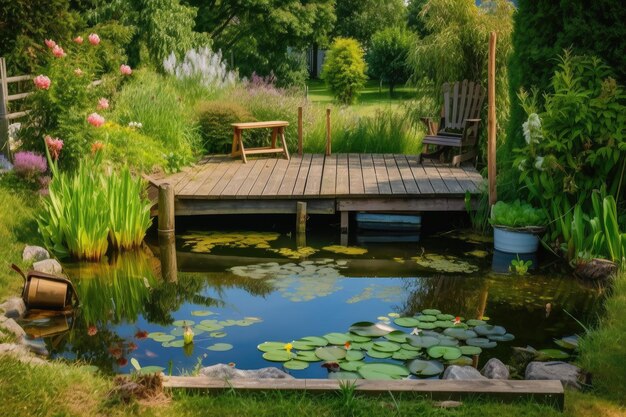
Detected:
left=0, top=58, right=10, bottom=161
left=297, top=106, right=303, bottom=156
left=487, top=32, right=497, bottom=205
left=158, top=183, right=177, bottom=282
left=325, top=108, right=331, bottom=156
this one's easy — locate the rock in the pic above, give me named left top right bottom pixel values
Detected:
left=481, top=358, right=510, bottom=380
left=574, top=258, right=617, bottom=281
left=525, top=361, right=582, bottom=390
left=0, top=343, right=48, bottom=365
left=22, top=246, right=50, bottom=263
left=0, top=297, right=26, bottom=319
left=32, top=259, right=62, bottom=274
left=199, top=363, right=294, bottom=379
left=442, top=365, right=486, bottom=380
left=21, top=338, right=49, bottom=356
left=0, top=318, right=26, bottom=339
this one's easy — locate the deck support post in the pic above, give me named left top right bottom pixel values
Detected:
left=158, top=183, right=177, bottom=282
left=340, top=211, right=349, bottom=246
left=296, top=201, right=307, bottom=247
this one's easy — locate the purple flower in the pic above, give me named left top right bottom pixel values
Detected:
left=13, top=151, right=47, bottom=179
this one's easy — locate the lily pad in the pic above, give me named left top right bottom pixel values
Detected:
left=422, top=309, right=441, bottom=315
left=196, top=323, right=224, bottom=332
left=366, top=349, right=392, bottom=359
left=392, top=349, right=421, bottom=361
left=537, top=349, right=570, bottom=360
left=436, top=336, right=459, bottom=347
left=349, top=321, right=395, bottom=337
left=258, top=342, right=288, bottom=352
left=170, top=328, right=185, bottom=337
left=436, top=314, right=455, bottom=321
left=407, top=335, right=439, bottom=348
left=394, top=317, right=421, bottom=327
left=315, top=346, right=347, bottom=361
left=473, top=325, right=507, bottom=337
left=328, top=371, right=361, bottom=380
left=347, top=333, right=371, bottom=343
left=488, top=333, right=515, bottom=342
left=263, top=350, right=296, bottom=362
left=434, top=320, right=455, bottom=329
left=300, top=336, right=328, bottom=347
left=416, top=315, right=437, bottom=322
left=322, top=245, right=368, bottom=255
left=459, top=345, right=482, bottom=355
left=415, top=322, right=437, bottom=330
left=384, top=331, right=408, bottom=343
left=210, top=331, right=227, bottom=338
left=358, top=363, right=409, bottom=380
left=323, top=333, right=351, bottom=345
left=388, top=313, right=400, bottom=318
left=466, top=338, right=497, bottom=349
left=191, top=310, right=214, bottom=317
left=350, top=341, right=373, bottom=351
left=401, top=343, right=421, bottom=351
left=295, top=351, right=322, bottom=362
left=371, top=341, right=401, bottom=353
left=147, top=332, right=166, bottom=339
left=466, top=319, right=487, bottom=327
left=172, top=320, right=195, bottom=327
left=447, top=356, right=474, bottom=366
left=443, top=328, right=478, bottom=340
left=427, top=346, right=462, bottom=360
left=555, top=335, right=579, bottom=350
left=292, top=340, right=315, bottom=351
left=207, top=343, right=233, bottom=352
left=407, top=359, right=444, bottom=377
left=346, top=350, right=365, bottom=361
left=340, top=361, right=363, bottom=372
left=152, top=335, right=176, bottom=343
left=283, top=360, right=309, bottom=370
left=166, top=339, right=185, bottom=348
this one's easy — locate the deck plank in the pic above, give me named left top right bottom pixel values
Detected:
left=384, top=154, right=406, bottom=194
left=462, top=164, right=485, bottom=190
left=372, top=154, right=392, bottom=195
left=210, top=160, right=245, bottom=196
left=421, top=160, right=449, bottom=194
left=235, top=159, right=265, bottom=198
left=320, top=154, right=338, bottom=196
left=276, top=157, right=303, bottom=196
left=435, top=165, right=465, bottom=194
left=335, top=154, right=350, bottom=196
left=292, top=154, right=313, bottom=196
left=262, top=158, right=290, bottom=196
left=348, top=153, right=364, bottom=195
left=450, top=165, right=478, bottom=194
left=177, top=157, right=221, bottom=196
left=220, top=159, right=259, bottom=197
left=394, top=154, right=420, bottom=194
left=248, top=159, right=278, bottom=196
left=194, top=158, right=234, bottom=196
left=303, top=154, right=325, bottom=196
left=360, top=154, right=379, bottom=195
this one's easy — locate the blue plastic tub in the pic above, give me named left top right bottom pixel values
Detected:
left=493, top=226, right=540, bottom=254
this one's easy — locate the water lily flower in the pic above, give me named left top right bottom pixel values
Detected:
left=91, top=141, right=104, bottom=154
left=344, top=341, right=351, bottom=350
left=44, top=135, right=63, bottom=160
left=183, top=326, right=194, bottom=345
left=119, top=64, right=132, bottom=75
left=73, top=36, right=83, bottom=44
left=284, top=343, right=293, bottom=354
left=44, top=39, right=56, bottom=49
left=33, top=75, right=51, bottom=90
left=97, top=97, right=109, bottom=110
left=128, top=342, right=138, bottom=351
left=74, top=68, right=83, bottom=76
left=88, top=33, right=100, bottom=45
left=52, top=45, right=65, bottom=58
left=411, top=328, right=421, bottom=336
left=453, top=316, right=462, bottom=325
left=108, top=346, right=123, bottom=359
left=135, top=330, right=148, bottom=339
left=87, top=112, right=105, bottom=127
left=87, top=325, right=97, bottom=336
left=117, top=357, right=128, bottom=367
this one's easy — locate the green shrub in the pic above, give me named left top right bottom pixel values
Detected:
left=321, top=38, right=367, bottom=105
left=195, top=101, right=258, bottom=154
left=367, top=27, right=415, bottom=95
left=97, top=123, right=165, bottom=173
left=490, top=200, right=546, bottom=228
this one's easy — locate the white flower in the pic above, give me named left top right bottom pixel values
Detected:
left=523, top=113, right=543, bottom=145
left=534, top=156, right=545, bottom=171
left=162, top=46, right=238, bottom=92
left=411, top=328, right=421, bottom=336
left=517, top=158, right=527, bottom=171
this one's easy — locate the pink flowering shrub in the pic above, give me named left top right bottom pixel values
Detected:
left=119, top=64, right=132, bottom=75
left=33, top=75, right=51, bottom=90
left=87, top=113, right=105, bottom=127
left=13, top=151, right=47, bottom=182
left=88, top=33, right=100, bottom=45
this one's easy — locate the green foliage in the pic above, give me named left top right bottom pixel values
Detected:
left=367, top=27, right=415, bottom=95
left=334, top=0, right=407, bottom=47
left=465, top=189, right=490, bottom=235
left=490, top=200, right=546, bottom=228
left=321, top=38, right=367, bottom=105
left=195, top=101, right=258, bottom=154
left=97, top=123, right=165, bottom=173
left=273, top=50, right=309, bottom=89
left=406, top=0, right=430, bottom=37
left=510, top=256, right=532, bottom=275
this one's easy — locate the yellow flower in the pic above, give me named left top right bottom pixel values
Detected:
left=284, top=343, right=293, bottom=353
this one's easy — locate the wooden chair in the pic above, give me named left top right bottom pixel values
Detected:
left=421, top=80, right=486, bottom=166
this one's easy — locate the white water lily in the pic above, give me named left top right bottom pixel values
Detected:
left=523, top=113, right=543, bottom=144
left=411, top=328, right=421, bottom=336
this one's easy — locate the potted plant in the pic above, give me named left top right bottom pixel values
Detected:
left=490, top=200, right=546, bottom=254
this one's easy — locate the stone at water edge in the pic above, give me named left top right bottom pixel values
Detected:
left=22, top=246, right=50, bottom=263
left=442, top=366, right=487, bottom=380
left=0, top=318, right=26, bottom=339
left=199, top=363, right=294, bottom=379
left=0, top=343, right=48, bottom=366
left=32, top=259, right=62, bottom=274
left=20, top=338, right=49, bottom=356
left=525, top=361, right=582, bottom=390
left=481, top=358, right=510, bottom=380
left=0, top=297, right=26, bottom=319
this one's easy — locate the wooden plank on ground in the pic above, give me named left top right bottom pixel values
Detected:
left=235, top=159, right=265, bottom=198
left=320, top=154, right=337, bottom=196
left=220, top=159, right=259, bottom=197
left=262, top=158, right=290, bottom=196
left=360, top=154, right=379, bottom=195
left=303, top=154, right=324, bottom=196
left=335, top=154, right=350, bottom=196
left=435, top=164, right=464, bottom=194
left=162, top=377, right=564, bottom=409
left=421, top=160, right=449, bottom=194
left=384, top=154, right=406, bottom=194
left=276, top=156, right=303, bottom=196
left=372, top=154, right=392, bottom=194
left=348, top=153, right=364, bottom=195
left=292, top=154, right=313, bottom=196
left=249, top=159, right=278, bottom=196
left=393, top=154, right=420, bottom=195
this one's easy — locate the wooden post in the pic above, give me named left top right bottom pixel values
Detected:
left=296, top=201, right=307, bottom=247
left=487, top=32, right=497, bottom=205
left=0, top=58, right=10, bottom=161
left=297, top=106, right=303, bottom=156
left=325, top=108, right=331, bottom=156
left=158, top=184, right=177, bottom=282
left=340, top=211, right=349, bottom=246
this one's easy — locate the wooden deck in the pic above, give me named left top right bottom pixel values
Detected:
left=146, top=154, right=484, bottom=216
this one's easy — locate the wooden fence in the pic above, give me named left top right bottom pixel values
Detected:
left=0, top=57, right=32, bottom=161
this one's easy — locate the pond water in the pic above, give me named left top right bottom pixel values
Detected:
left=20, top=215, right=603, bottom=379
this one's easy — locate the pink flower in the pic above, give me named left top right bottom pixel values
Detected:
left=119, top=64, right=132, bottom=76
left=88, top=33, right=100, bottom=45
left=87, top=325, right=98, bottom=336
left=97, top=97, right=109, bottom=110
left=52, top=45, right=65, bottom=58
left=44, top=39, right=56, bottom=49
left=87, top=112, right=105, bottom=127
left=33, top=75, right=51, bottom=90
left=74, top=68, right=83, bottom=76
left=73, top=36, right=83, bottom=44
left=44, top=135, right=64, bottom=160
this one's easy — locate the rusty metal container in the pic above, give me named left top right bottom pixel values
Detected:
left=12, top=264, right=78, bottom=310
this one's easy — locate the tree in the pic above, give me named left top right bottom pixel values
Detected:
left=321, top=38, right=367, bottom=105
left=406, top=0, right=429, bottom=37
left=334, top=0, right=407, bottom=47
left=367, top=27, right=415, bottom=95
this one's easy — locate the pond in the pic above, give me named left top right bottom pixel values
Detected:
left=19, top=215, right=603, bottom=379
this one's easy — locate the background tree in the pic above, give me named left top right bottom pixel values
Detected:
left=367, top=27, right=415, bottom=95
left=321, top=38, right=367, bottom=105
left=334, top=0, right=406, bottom=48
left=406, top=0, right=430, bottom=37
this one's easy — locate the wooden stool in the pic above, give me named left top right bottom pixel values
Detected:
left=231, top=121, right=290, bottom=164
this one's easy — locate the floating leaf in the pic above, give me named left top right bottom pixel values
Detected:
left=366, top=349, right=392, bottom=359
left=147, top=332, right=167, bottom=339
left=167, top=340, right=185, bottom=348
left=466, top=319, right=487, bottom=327
left=347, top=333, right=371, bottom=343
left=407, top=359, right=444, bottom=377
left=434, top=320, right=455, bottom=329
left=340, top=361, right=363, bottom=372
left=191, top=311, right=214, bottom=317
left=394, top=317, right=421, bottom=327
left=295, top=351, right=322, bottom=362
left=537, top=349, right=570, bottom=360
left=422, top=309, right=441, bottom=315
left=283, top=360, right=309, bottom=370
left=465, top=250, right=489, bottom=258
left=350, top=341, right=373, bottom=351
left=299, top=336, right=328, bottom=347
left=388, top=313, right=400, bottom=318
left=427, top=346, right=462, bottom=360
left=329, top=371, right=361, bottom=380
left=263, top=350, right=296, bottom=362
left=349, top=321, right=395, bottom=337
left=466, top=338, right=497, bottom=349
left=207, top=343, right=233, bottom=352
left=436, top=314, right=455, bottom=321
left=152, top=335, right=175, bottom=343
left=170, top=328, right=185, bottom=337
left=172, top=320, right=195, bottom=327
left=392, top=349, right=421, bottom=360
left=401, top=343, right=421, bottom=351
left=234, top=319, right=256, bottom=327
left=407, top=335, right=439, bottom=348
left=371, top=341, right=401, bottom=353
left=323, top=333, right=351, bottom=345
left=384, top=331, right=408, bottom=343
left=444, top=328, right=478, bottom=340
left=415, top=322, right=437, bottom=330
left=459, top=345, right=482, bottom=355
left=377, top=316, right=391, bottom=322
left=137, top=366, right=165, bottom=375
left=258, top=342, right=287, bottom=352
left=346, top=350, right=364, bottom=361
left=488, top=333, right=515, bottom=342
left=210, top=332, right=227, bottom=338
left=358, top=363, right=409, bottom=380
left=315, top=346, right=347, bottom=361
left=554, top=336, right=579, bottom=350
left=196, top=323, right=224, bottom=332
left=473, top=325, right=507, bottom=337
left=292, top=341, right=315, bottom=351
left=416, top=315, right=437, bottom=322
left=436, top=336, right=459, bottom=347
left=448, top=356, right=474, bottom=366
left=322, top=245, right=368, bottom=255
